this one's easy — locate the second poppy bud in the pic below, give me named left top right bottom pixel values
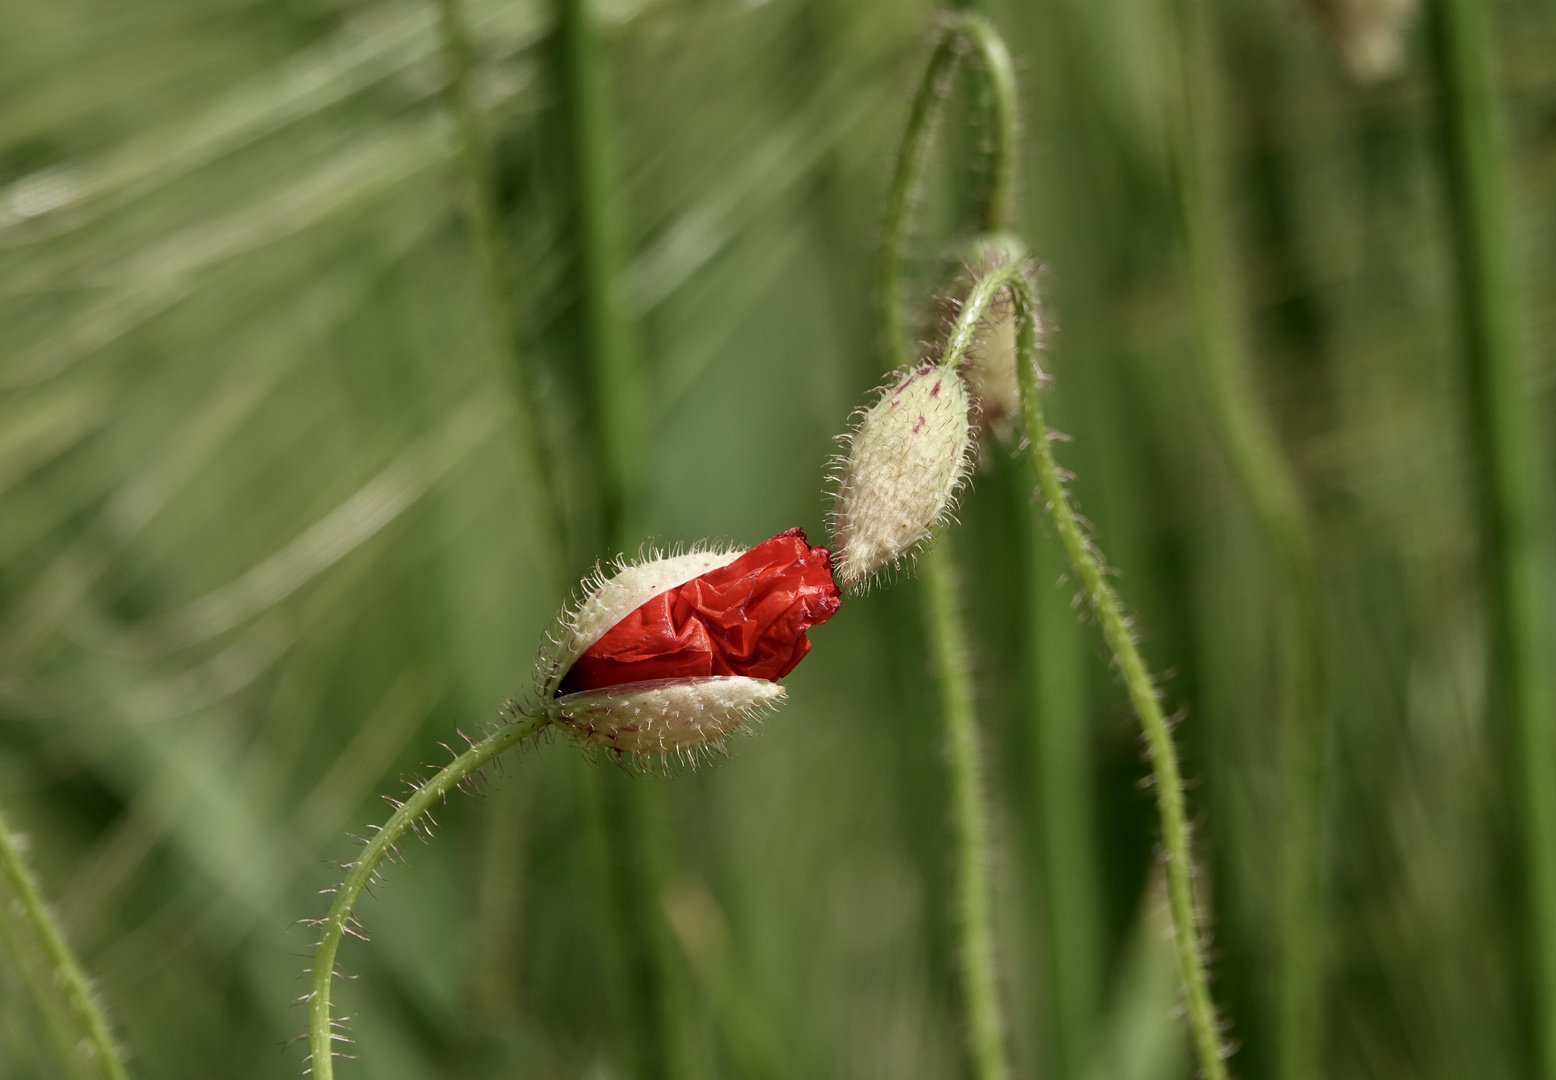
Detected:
left=829, top=363, right=974, bottom=591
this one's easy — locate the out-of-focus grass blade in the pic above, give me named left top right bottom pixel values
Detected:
left=1083, top=875, right=1190, bottom=1080
left=139, top=391, right=509, bottom=651
left=0, top=0, right=546, bottom=243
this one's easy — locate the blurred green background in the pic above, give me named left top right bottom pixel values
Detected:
left=2, top=0, right=1554, bottom=1077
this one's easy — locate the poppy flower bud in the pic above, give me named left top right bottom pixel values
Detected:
left=830, top=364, right=974, bottom=591
left=538, top=528, right=841, bottom=757
left=959, top=232, right=1031, bottom=442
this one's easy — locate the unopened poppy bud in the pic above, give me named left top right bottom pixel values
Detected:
left=830, top=364, right=974, bottom=591
left=538, top=528, right=841, bottom=757
left=959, top=232, right=1031, bottom=441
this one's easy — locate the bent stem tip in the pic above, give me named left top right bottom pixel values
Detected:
left=879, top=10, right=1021, bottom=373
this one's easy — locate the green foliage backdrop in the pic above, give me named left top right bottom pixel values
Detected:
left=1, top=0, right=1553, bottom=1078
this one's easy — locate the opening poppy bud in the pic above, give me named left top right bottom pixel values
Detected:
left=829, top=364, right=974, bottom=591
left=959, top=232, right=1031, bottom=442
left=538, top=529, right=841, bottom=756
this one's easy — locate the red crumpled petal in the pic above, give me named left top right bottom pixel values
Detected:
left=558, top=527, right=842, bottom=695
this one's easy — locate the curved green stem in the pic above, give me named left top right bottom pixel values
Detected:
left=0, top=803, right=130, bottom=1080
left=880, top=11, right=1019, bottom=370
left=306, top=712, right=551, bottom=1080
left=878, top=19, right=1020, bottom=1079
left=956, top=266, right=1230, bottom=1080
left=923, top=538, right=1011, bottom=1080
left=1431, top=0, right=1556, bottom=1074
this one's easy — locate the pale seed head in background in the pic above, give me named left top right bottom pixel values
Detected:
left=1308, top=0, right=1417, bottom=81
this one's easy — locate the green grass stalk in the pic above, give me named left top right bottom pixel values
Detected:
left=555, top=0, right=641, bottom=539
left=956, top=265, right=1230, bottom=1080
left=878, top=18, right=1021, bottom=1080
left=550, top=4, right=675, bottom=1078
left=439, top=1, right=671, bottom=1072
left=1023, top=494, right=1102, bottom=1080
left=306, top=712, right=551, bottom=1080
left=433, top=0, right=568, bottom=565
left=1430, top=1, right=1556, bottom=1075
left=442, top=12, right=669, bottom=1080
left=923, top=537, right=1013, bottom=1080
left=591, top=772, right=675, bottom=1080
left=1156, top=3, right=1326, bottom=1076
left=432, top=0, right=580, bottom=1055
left=0, top=803, right=131, bottom=1080
left=877, top=18, right=1021, bottom=1079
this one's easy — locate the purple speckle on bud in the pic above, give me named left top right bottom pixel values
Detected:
left=829, top=364, right=975, bottom=590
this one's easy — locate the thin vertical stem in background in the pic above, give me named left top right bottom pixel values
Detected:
left=550, top=4, right=673, bottom=1080
left=1431, top=1, right=1556, bottom=1076
left=433, top=0, right=568, bottom=568
left=923, top=538, right=1012, bottom=1080
left=1023, top=491, right=1102, bottom=1080
left=584, top=768, right=673, bottom=1080
left=0, top=804, right=131, bottom=1080
left=973, top=3, right=1107, bottom=1068
left=431, top=0, right=571, bottom=1053
left=1156, top=2, right=1327, bottom=1077
left=878, top=17, right=1019, bottom=1080
left=954, top=267, right=1231, bottom=1080
left=555, top=0, right=641, bottom=541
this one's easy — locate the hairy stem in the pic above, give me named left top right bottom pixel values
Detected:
left=923, top=538, right=1011, bottom=1080
left=1431, top=1, right=1556, bottom=1075
left=0, top=803, right=130, bottom=1080
left=877, top=17, right=1020, bottom=1077
left=956, top=267, right=1230, bottom=1080
left=879, top=10, right=1019, bottom=371
left=306, top=712, right=551, bottom=1080
left=1155, top=2, right=1326, bottom=1076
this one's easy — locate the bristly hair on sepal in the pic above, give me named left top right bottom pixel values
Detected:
left=547, top=675, right=786, bottom=772
left=531, top=539, right=746, bottom=700
left=526, top=532, right=841, bottom=766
